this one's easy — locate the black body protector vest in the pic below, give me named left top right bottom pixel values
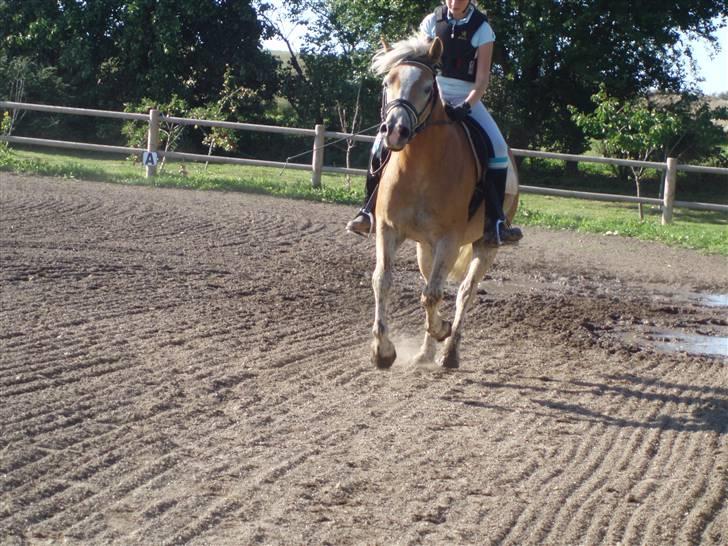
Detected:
left=434, top=4, right=488, bottom=82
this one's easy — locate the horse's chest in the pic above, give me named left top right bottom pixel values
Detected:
left=386, top=194, right=431, bottom=224
left=385, top=201, right=442, bottom=242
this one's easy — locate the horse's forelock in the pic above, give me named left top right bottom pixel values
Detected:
left=371, top=34, right=434, bottom=76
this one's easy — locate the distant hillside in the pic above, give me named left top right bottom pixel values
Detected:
left=269, top=50, right=292, bottom=64
left=268, top=49, right=305, bottom=73
left=651, top=93, right=728, bottom=132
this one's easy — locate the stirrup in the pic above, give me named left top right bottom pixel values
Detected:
left=483, top=219, right=522, bottom=247
left=346, top=209, right=375, bottom=237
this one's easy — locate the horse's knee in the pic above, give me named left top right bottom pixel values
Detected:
left=429, top=319, right=452, bottom=342
left=420, top=287, right=443, bottom=309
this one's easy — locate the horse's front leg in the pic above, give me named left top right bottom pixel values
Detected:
left=371, top=224, right=401, bottom=369
left=421, top=237, right=459, bottom=343
left=440, top=242, right=497, bottom=368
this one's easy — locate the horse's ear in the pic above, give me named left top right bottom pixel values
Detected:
left=428, top=37, right=443, bottom=65
left=381, top=36, right=392, bottom=52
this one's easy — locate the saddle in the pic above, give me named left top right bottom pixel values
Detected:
left=458, top=117, right=494, bottom=219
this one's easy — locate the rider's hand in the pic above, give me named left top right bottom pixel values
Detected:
left=444, top=101, right=471, bottom=122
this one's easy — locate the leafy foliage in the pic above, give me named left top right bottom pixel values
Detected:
left=570, top=85, right=728, bottom=218
left=1, top=0, right=726, bottom=181
left=657, top=94, right=728, bottom=165
left=258, top=0, right=383, bottom=140
left=570, top=85, right=680, bottom=218
left=572, top=86, right=728, bottom=165
left=0, top=1, right=278, bottom=110
left=267, top=0, right=727, bottom=156
left=571, top=86, right=680, bottom=162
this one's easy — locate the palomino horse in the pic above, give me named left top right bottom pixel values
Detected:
left=370, top=35, right=519, bottom=369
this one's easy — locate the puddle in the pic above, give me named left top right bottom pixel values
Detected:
left=646, top=329, right=728, bottom=358
left=700, top=294, right=728, bottom=308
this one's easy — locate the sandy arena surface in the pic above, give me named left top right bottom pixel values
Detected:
left=1, top=172, right=726, bottom=545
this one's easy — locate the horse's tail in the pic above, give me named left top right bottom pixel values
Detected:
left=504, top=149, right=520, bottom=224
left=448, top=245, right=473, bottom=284
left=505, top=192, right=519, bottom=224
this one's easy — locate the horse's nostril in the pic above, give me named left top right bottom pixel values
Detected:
left=399, top=126, right=411, bottom=139
left=379, top=123, right=388, bottom=134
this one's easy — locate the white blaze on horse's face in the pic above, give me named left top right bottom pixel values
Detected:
left=380, top=64, right=434, bottom=151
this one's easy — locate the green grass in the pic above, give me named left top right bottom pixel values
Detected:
left=2, top=146, right=726, bottom=255
left=518, top=195, right=727, bottom=255
left=0, top=147, right=363, bottom=204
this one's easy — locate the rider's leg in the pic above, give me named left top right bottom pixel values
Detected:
left=469, top=103, right=523, bottom=245
left=346, top=173, right=379, bottom=235
left=483, top=166, right=523, bottom=245
left=347, top=134, right=386, bottom=236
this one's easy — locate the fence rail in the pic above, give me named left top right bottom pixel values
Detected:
left=2, top=101, right=727, bottom=223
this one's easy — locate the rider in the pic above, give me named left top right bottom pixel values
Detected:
left=347, top=0, right=522, bottom=246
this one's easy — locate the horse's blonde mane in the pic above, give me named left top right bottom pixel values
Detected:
left=371, top=33, right=434, bottom=76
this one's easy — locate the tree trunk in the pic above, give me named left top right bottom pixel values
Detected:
left=205, top=140, right=214, bottom=171
left=635, top=178, right=644, bottom=220
left=345, top=140, right=352, bottom=189
left=565, top=161, right=579, bottom=178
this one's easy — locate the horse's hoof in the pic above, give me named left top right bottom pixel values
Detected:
left=439, top=350, right=459, bottom=369
left=372, top=350, right=397, bottom=369
left=372, top=338, right=396, bottom=369
left=429, top=321, right=452, bottom=342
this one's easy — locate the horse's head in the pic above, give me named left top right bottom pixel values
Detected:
left=374, top=36, right=443, bottom=151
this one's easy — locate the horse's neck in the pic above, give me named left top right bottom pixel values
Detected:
left=396, top=103, right=453, bottom=168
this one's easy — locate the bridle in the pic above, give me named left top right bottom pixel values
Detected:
left=380, top=60, right=440, bottom=144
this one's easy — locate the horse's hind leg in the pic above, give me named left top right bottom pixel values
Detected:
left=371, top=225, right=401, bottom=369
left=412, top=244, right=439, bottom=364
left=440, top=242, right=497, bottom=369
left=413, top=332, right=438, bottom=366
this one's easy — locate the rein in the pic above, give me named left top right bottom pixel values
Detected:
left=380, top=60, right=445, bottom=142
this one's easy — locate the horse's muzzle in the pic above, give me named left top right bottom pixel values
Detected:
left=381, top=120, right=411, bottom=151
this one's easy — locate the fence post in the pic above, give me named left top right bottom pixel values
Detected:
left=311, top=123, right=325, bottom=188
left=146, top=108, right=160, bottom=179
left=662, top=157, right=678, bottom=225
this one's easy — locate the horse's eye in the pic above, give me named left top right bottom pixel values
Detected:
left=424, top=86, right=433, bottom=95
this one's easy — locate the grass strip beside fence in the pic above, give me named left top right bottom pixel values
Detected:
left=1, top=147, right=726, bottom=255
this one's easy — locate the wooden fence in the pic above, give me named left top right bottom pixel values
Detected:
left=2, top=101, right=727, bottom=225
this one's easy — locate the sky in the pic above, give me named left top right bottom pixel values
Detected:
left=263, top=15, right=728, bottom=95
left=685, top=25, right=728, bottom=95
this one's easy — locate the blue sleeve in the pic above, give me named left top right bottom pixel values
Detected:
left=471, top=21, right=495, bottom=48
left=420, top=14, right=437, bottom=39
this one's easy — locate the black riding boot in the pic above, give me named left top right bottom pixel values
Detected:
left=483, top=168, right=523, bottom=246
left=347, top=137, right=388, bottom=236
left=346, top=172, right=379, bottom=236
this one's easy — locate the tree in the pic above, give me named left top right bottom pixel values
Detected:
left=189, top=66, right=267, bottom=168
left=656, top=94, right=728, bottom=165
left=0, top=54, right=66, bottom=135
left=336, top=81, right=364, bottom=187
left=571, top=85, right=681, bottom=220
left=122, top=95, right=190, bottom=173
left=483, top=0, right=727, bottom=154
left=265, top=0, right=728, bottom=155
left=257, top=0, right=384, bottom=173
left=0, top=1, right=279, bottom=111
